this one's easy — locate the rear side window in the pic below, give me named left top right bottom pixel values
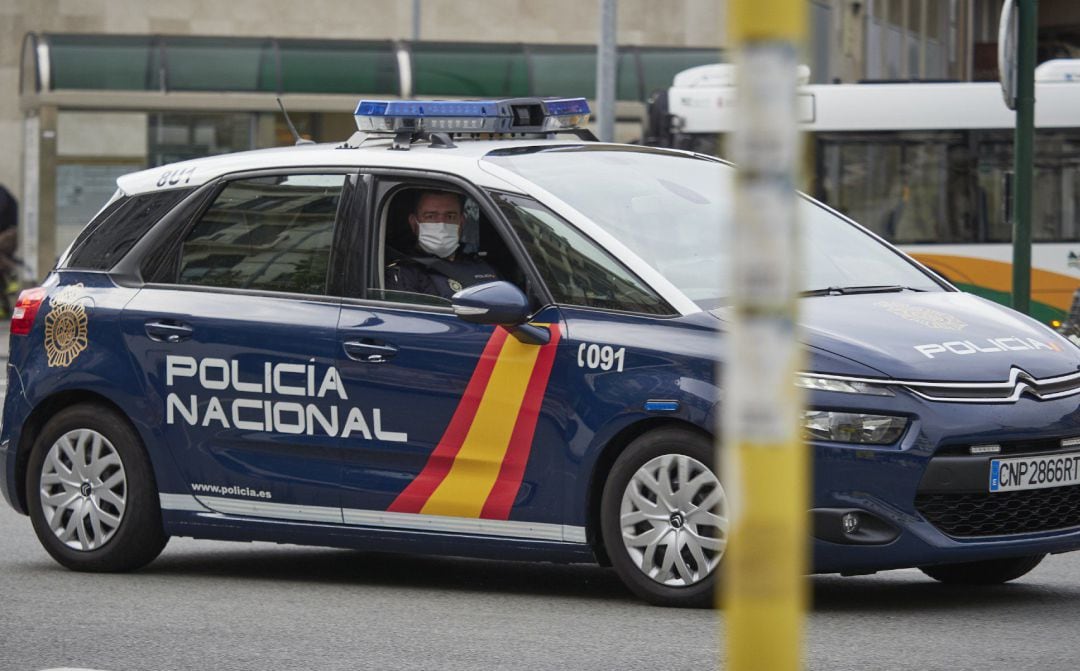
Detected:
left=175, top=174, right=345, bottom=295
left=493, top=193, right=673, bottom=315
left=63, top=189, right=192, bottom=270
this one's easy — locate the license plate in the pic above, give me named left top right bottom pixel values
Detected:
left=989, top=452, right=1080, bottom=492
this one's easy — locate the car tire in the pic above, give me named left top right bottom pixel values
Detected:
left=26, top=403, right=168, bottom=572
left=600, top=427, right=727, bottom=608
left=919, top=554, right=1045, bottom=585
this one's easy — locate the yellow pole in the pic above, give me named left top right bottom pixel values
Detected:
left=722, top=2, right=807, bottom=671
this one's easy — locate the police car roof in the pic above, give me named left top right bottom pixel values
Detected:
left=117, top=137, right=633, bottom=196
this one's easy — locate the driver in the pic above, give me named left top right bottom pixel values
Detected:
left=385, top=190, right=499, bottom=299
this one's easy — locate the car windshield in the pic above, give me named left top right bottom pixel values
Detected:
left=483, top=146, right=944, bottom=309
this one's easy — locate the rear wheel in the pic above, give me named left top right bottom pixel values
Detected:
left=26, top=404, right=167, bottom=571
left=600, top=427, right=727, bottom=608
left=920, top=554, right=1045, bottom=585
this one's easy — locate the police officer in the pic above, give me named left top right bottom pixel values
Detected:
left=385, top=190, right=498, bottom=299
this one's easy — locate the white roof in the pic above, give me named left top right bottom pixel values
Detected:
left=115, top=137, right=602, bottom=196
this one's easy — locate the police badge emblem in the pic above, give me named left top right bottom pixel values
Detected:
left=875, top=300, right=967, bottom=331
left=449, top=279, right=463, bottom=292
left=44, top=283, right=89, bottom=368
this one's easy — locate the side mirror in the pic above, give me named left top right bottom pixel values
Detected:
left=451, top=281, right=550, bottom=345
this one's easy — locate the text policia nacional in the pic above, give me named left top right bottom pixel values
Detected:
left=164, top=355, right=409, bottom=441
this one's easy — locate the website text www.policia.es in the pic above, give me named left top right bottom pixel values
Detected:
left=190, top=482, right=272, bottom=499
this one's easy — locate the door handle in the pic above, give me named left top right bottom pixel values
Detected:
left=343, top=340, right=398, bottom=363
left=145, top=320, right=194, bottom=343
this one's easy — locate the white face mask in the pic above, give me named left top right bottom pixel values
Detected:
left=417, top=221, right=460, bottom=258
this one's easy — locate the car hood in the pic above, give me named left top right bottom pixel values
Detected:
left=715, top=292, right=1080, bottom=382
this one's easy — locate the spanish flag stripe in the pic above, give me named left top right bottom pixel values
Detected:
left=420, top=332, right=544, bottom=518
left=387, top=327, right=510, bottom=514
left=480, top=325, right=562, bottom=520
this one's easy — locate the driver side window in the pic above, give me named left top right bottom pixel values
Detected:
left=368, top=183, right=529, bottom=308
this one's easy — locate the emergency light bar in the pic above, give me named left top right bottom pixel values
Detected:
left=353, top=97, right=591, bottom=134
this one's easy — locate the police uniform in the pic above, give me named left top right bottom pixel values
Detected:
left=385, top=247, right=499, bottom=299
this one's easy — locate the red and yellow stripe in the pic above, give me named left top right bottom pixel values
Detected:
left=388, top=324, right=561, bottom=520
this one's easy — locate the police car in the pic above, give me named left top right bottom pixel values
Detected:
left=4, top=97, right=1080, bottom=608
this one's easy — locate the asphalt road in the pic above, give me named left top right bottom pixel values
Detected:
left=2, top=496, right=1080, bottom=671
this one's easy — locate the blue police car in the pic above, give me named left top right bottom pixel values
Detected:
left=3, top=98, right=1080, bottom=608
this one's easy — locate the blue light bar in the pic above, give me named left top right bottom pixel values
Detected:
left=354, top=100, right=501, bottom=118
left=542, top=98, right=591, bottom=116
left=354, top=101, right=389, bottom=116
left=353, top=97, right=591, bottom=135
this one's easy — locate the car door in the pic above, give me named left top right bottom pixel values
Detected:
left=122, top=171, right=354, bottom=521
left=333, top=174, right=570, bottom=537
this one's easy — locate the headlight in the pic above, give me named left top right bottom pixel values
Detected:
left=802, top=410, right=908, bottom=444
left=795, top=375, right=893, bottom=396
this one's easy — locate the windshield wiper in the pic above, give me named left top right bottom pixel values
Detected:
left=799, top=285, right=926, bottom=297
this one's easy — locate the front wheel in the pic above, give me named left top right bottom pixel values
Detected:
left=26, top=404, right=168, bottom=572
left=919, top=554, right=1045, bottom=585
left=600, top=427, right=728, bottom=608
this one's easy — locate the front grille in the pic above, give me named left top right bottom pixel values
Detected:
left=901, top=368, right=1080, bottom=403
left=933, top=437, right=1077, bottom=458
left=915, top=485, right=1080, bottom=537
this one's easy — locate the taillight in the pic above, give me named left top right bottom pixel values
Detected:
left=11, top=287, right=48, bottom=336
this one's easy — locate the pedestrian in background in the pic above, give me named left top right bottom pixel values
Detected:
left=0, top=185, right=19, bottom=316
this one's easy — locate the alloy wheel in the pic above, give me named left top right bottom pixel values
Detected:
left=38, top=428, right=127, bottom=551
left=619, top=453, right=728, bottom=587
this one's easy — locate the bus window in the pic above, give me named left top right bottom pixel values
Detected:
left=818, top=130, right=1080, bottom=245
left=975, top=130, right=1080, bottom=243
left=818, top=131, right=973, bottom=245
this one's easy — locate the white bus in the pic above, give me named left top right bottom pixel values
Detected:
left=650, top=60, right=1080, bottom=325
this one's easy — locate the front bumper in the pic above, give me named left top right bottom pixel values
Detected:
left=808, top=388, right=1080, bottom=573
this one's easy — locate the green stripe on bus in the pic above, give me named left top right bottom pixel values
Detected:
left=952, top=282, right=1066, bottom=325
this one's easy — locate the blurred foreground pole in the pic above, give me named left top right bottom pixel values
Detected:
left=595, top=0, right=617, bottom=142
left=1011, top=0, right=1037, bottom=315
left=722, top=1, right=807, bottom=670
